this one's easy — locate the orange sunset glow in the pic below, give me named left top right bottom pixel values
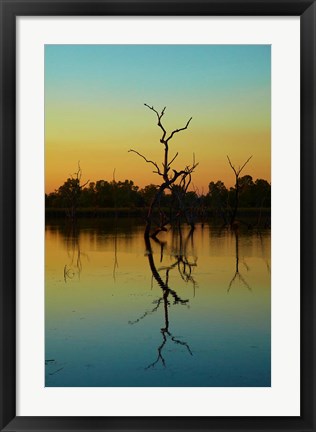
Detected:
left=45, top=44, right=270, bottom=193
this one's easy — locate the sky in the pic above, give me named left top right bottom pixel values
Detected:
left=45, top=44, right=271, bottom=194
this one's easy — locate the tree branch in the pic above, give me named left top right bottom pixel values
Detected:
left=166, top=117, right=192, bottom=143
left=239, top=155, right=253, bottom=175
left=227, top=155, right=237, bottom=176
left=171, top=162, right=199, bottom=184
left=227, top=155, right=253, bottom=177
left=128, top=149, right=162, bottom=176
left=168, top=152, right=178, bottom=167
left=144, top=103, right=167, bottom=143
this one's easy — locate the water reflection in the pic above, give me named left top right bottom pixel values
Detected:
left=228, top=229, right=251, bottom=292
left=145, top=233, right=193, bottom=368
left=45, top=219, right=271, bottom=387
left=63, top=222, right=84, bottom=283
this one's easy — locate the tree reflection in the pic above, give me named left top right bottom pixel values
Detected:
left=228, top=228, right=251, bottom=292
left=129, top=228, right=196, bottom=368
left=258, top=231, right=271, bottom=275
left=63, top=222, right=86, bottom=283
left=170, top=226, right=198, bottom=297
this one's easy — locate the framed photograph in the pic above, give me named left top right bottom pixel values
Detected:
left=0, top=1, right=315, bottom=431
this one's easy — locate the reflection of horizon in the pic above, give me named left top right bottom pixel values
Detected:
left=129, top=229, right=197, bottom=369
left=46, top=221, right=271, bottom=291
left=46, top=218, right=140, bottom=283
left=45, top=222, right=271, bottom=386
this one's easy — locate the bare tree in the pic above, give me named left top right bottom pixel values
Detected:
left=129, top=104, right=198, bottom=238
left=227, top=155, right=252, bottom=227
left=57, top=162, right=89, bottom=221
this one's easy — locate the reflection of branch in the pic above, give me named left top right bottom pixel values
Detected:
left=145, top=236, right=189, bottom=305
left=144, top=235, right=193, bottom=369
left=172, top=227, right=198, bottom=295
left=111, top=170, right=119, bottom=281
left=171, top=334, right=193, bottom=356
left=128, top=298, right=163, bottom=325
left=154, top=229, right=198, bottom=297
left=64, top=223, right=84, bottom=283
left=64, top=265, right=75, bottom=283
left=129, top=228, right=196, bottom=369
left=228, top=230, right=251, bottom=292
left=175, top=255, right=197, bottom=284
left=49, top=367, right=64, bottom=376
left=112, top=227, right=119, bottom=282
left=242, top=260, right=250, bottom=272
left=146, top=291, right=193, bottom=370
left=146, top=328, right=193, bottom=370
left=146, top=330, right=168, bottom=369
left=228, top=271, right=251, bottom=292
left=258, top=232, right=271, bottom=275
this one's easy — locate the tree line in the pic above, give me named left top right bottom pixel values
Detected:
left=45, top=104, right=271, bottom=233
left=45, top=173, right=271, bottom=213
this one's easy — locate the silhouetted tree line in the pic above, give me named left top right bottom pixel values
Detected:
left=45, top=174, right=271, bottom=213
left=46, top=105, right=271, bottom=232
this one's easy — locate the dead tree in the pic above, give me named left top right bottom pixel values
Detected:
left=170, top=166, right=197, bottom=231
left=58, top=162, right=89, bottom=221
left=227, top=155, right=252, bottom=227
left=129, top=104, right=198, bottom=238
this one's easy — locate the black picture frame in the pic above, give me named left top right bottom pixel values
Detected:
left=0, top=1, right=315, bottom=431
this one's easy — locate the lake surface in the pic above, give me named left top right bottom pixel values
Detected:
left=45, top=219, right=271, bottom=387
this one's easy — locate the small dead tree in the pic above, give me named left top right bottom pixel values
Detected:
left=57, top=162, right=89, bottom=221
left=227, top=155, right=252, bottom=227
left=129, top=104, right=198, bottom=238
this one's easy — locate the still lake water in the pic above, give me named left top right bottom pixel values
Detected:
left=45, top=219, right=271, bottom=387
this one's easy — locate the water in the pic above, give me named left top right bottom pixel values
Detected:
left=45, top=219, right=271, bottom=387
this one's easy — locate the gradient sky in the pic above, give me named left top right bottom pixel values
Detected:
left=45, top=44, right=271, bottom=194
